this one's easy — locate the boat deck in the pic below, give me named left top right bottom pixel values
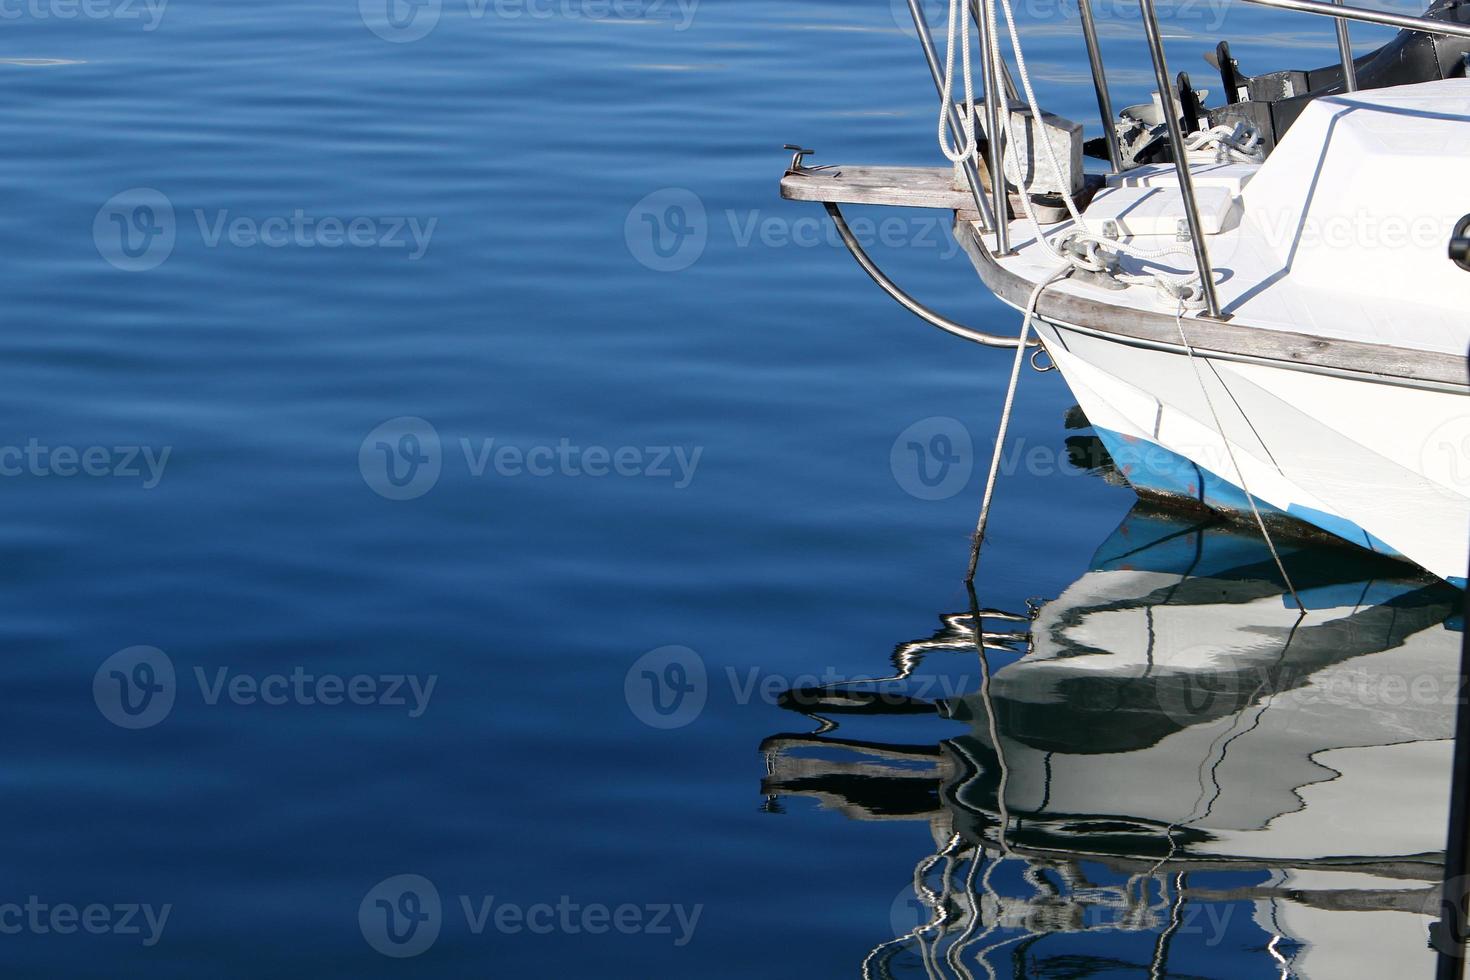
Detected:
left=781, top=79, right=1470, bottom=385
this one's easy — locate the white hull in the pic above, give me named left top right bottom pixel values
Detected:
left=949, top=80, right=1470, bottom=581
left=1033, top=318, right=1470, bottom=581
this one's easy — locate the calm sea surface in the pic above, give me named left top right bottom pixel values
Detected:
left=0, top=0, right=1457, bottom=975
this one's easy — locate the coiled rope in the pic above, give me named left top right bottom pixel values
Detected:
left=1185, top=121, right=1265, bottom=164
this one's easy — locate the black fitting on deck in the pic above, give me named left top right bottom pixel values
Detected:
left=1450, top=214, right=1470, bottom=272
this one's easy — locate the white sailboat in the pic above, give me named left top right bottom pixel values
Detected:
left=778, top=0, right=1470, bottom=583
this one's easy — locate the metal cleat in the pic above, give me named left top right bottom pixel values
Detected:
left=782, top=145, right=839, bottom=178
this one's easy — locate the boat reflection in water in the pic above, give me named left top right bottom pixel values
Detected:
left=760, top=504, right=1464, bottom=979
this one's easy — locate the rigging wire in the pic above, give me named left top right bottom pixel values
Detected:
left=1172, top=302, right=1306, bottom=611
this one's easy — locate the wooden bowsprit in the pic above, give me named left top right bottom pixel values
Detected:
left=780, top=164, right=982, bottom=216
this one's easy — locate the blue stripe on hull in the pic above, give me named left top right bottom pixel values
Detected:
left=1091, top=426, right=1416, bottom=569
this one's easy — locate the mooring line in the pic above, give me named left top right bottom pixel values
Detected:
left=965, top=268, right=1068, bottom=582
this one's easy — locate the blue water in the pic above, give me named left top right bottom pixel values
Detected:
left=0, top=0, right=1450, bottom=975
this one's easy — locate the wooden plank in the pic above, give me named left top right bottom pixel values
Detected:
left=780, top=165, right=986, bottom=211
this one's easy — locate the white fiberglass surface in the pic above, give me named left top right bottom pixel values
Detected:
left=981, top=78, right=1470, bottom=355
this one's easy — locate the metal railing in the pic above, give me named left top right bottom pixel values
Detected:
left=1332, top=0, right=1360, bottom=91
left=1239, top=0, right=1470, bottom=40
left=1138, top=0, right=1227, bottom=316
left=975, top=0, right=1012, bottom=254
left=1129, top=0, right=1470, bottom=318
left=1077, top=0, right=1124, bottom=170
left=911, top=0, right=1470, bottom=319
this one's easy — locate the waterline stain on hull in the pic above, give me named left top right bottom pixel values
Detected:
left=1091, top=425, right=1469, bottom=587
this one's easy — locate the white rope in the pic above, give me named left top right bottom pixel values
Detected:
left=1172, top=302, right=1305, bottom=611
left=937, top=0, right=979, bottom=164
left=965, top=268, right=1067, bottom=580
left=1184, top=121, right=1265, bottom=164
